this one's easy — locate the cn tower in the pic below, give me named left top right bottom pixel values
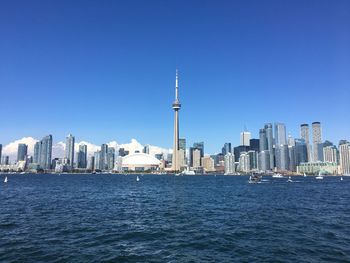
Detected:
left=172, top=70, right=181, bottom=172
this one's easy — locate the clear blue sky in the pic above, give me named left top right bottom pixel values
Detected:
left=0, top=0, right=349, bottom=153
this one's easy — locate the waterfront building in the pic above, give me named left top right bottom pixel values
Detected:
left=3, top=156, right=9, bottom=165
left=239, top=152, right=250, bottom=172
left=297, top=162, right=338, bottom=175
left=107, top=147, right=115, bottom=170
left=94, top=151, right=101, bottom=170
left=339, top=142, right=350, bottom=175
left=323, top=145, right=338, bottom=164
left=193, top=142, right=204, bottom=159
left=300, top=123, right=312, bottom=162
left=201, top=156, right=215, bottom=172
left=258, top=150, right=270, bottom=172
left=264, top=123, right=274, bottom=169
left=240, top=130, right=251, bottom=146
left=77, top=144, right=88, bottom=169
left=33, top=142, right=40, bottom=163
left=65, top=134, right=75, bottom=167
left=288, top=145, right=296, bottom=172
left=312, top=122, right=322, bottom=161
left=259, top=128, right=267, bottom=152
left=178, top=149, right=186, bottom=168
left=100, top=144, right=108, bottom=170
left=192, top=149, right=201, bottom=169
left=248, top=150, right=257, bottom=170
left=89, top=156, right=95, bottom=171
left=295, top=138, right=308, bottom=166
left=224, top=153, right=235, bottom=174
left=17, top=143, right=28, bottom=162
left=172, top=70, right=181, bottom=172
left=39, top=135, right=53, bottom=170
left=276, top=144, right=289, bottom=171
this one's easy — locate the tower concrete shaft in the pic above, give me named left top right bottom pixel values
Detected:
left=172, top=70, right=181, bottom=171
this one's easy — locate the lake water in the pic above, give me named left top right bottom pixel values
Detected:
left=1, top=174, right=350, bottom=262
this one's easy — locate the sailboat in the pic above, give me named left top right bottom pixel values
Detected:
left=341, top=176, right=344, bottom=181
left=4, top=176, right=8, bottom=183
left=287, top=176, right=293, bottom=183
left=315, top=171, right=324, bottom=180
left=303, top=173, right=307, bottom=177
left=136, top=176, right=140, bottom=182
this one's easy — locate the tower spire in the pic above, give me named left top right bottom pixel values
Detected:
left=175, top=69, right=179, bottom=101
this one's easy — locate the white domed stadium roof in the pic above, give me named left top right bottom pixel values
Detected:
left=122, top=153, right=161, bottom=166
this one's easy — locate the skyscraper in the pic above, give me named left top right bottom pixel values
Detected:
left=39, top=135, right=53, bottom=170
left=193, top=142, right=204, bottom=159
left=17, top=143, right=28, bottom=162
left=107, top=147, right=115, bottom=170
left=222, top=143, right=231, bottom=155
left=100, top=144, right=108, bottom=170
left=275, top=123, right=287, bottom=171
left=276, top=144, right=289, bottom=171
left=0, top=144, right=2, bottom=164
left=179, top=138, right=186, bottom=164
left=94, top=151, right=101, bottom=170
left=224, top=153, right=235, bottom=174
left=300, top=124, right=310, bottom=144
left=274, top=122, right=287, bottom=146
left=300, top=123, right=312, bottom=162
left=295, top=138, right=308, bottom=166
left=77, top=144, right=87, bottom=169
left=192, top=149, right=201, bottom=168
left=33, top=142, right=40, bottom=163
left=240, top=130, right=251, bottom=146
left=312, top=122, right=322, bottom=161
left=264, top=123, right=274, bottom=169
left=323, top=145, right=338, bottom=164
left=65, top=134, right=75, bottom=167
left=172, top=70, right=181, bottom=172
left=339, top=141, right=350, bottom=175
left=259, top=128, right=267, bottom=152
left=258, top=150, right=270, bottom=172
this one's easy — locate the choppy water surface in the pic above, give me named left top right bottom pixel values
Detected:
left=1, top=174, right=350, bottom=262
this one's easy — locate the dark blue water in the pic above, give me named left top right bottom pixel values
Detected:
left=1, top=174, right=350, bottom=262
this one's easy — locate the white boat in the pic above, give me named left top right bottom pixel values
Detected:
left=272, top=173, right=284, bottom=178
left=181, top=168, right=195, bottom=175
left=303, top=173, right=307, bottom=177
left=4, top=176, right=8, bottom=183
left=287, top=176, right=293, bottom=183
left=136, top=176, right=140, bottom=182
left=315, top=171, right=324, bottom=180
left=248, top=174, right=262, bottom=184
left=341, top=177, right=344, bottom=181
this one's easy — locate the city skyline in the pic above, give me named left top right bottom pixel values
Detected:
left=1, top=1, right=350, bottom=153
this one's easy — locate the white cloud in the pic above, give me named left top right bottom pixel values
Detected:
left=2, top=137, right=38, bottom=161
